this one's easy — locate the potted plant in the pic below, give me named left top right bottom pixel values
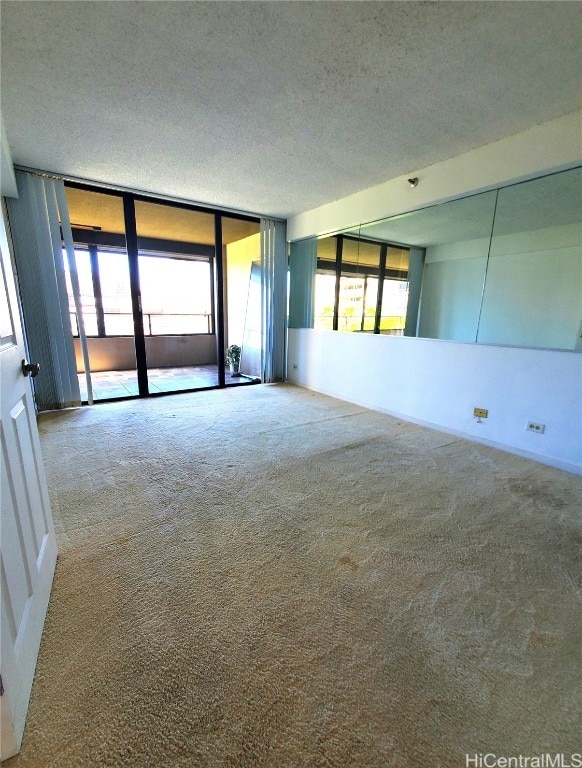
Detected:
left=225, top=344, right=241, bottom=377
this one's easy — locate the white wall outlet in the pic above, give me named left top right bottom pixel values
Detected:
left=526, top=421, right=546, bottom=434
left=292, top=363, right=298, bottom=369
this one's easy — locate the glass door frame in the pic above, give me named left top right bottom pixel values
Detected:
left=65, top=180, right=261, bottom=402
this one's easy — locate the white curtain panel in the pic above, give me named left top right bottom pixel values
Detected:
left=7, top=172, right=84, bottom=410
left=260, top=218, right=287, bottom=382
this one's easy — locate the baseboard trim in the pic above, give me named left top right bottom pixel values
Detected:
left=288, top=381, right=581, bottom=476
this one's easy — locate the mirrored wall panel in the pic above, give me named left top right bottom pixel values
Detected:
left=359, top=190, right=498, bottom=343
left=288, top=166, right=582, bottom=351
left=477, top=168, right=582, bottom=350
left=314, top=236, right=337, bottom=330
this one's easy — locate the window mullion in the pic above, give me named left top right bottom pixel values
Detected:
left=89, top=244, right=106, bottom=337
left=333, top=236, right=343, bottom=331
left=375, top=244, right=387, bottom=334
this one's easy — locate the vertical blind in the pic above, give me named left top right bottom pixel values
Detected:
left=7, top=172, right=86, bottom=410
left=260, top=218, right=287, bottom=382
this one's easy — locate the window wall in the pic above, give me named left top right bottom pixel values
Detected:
left=63, top=184, right=261, bottom=401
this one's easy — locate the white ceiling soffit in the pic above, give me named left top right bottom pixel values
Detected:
left=1, top=1, right=580, bottom=219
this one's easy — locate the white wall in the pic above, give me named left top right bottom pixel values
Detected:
left=287, top=329, right=581, bottom=474
left=285, top=111, right=582, bottom=474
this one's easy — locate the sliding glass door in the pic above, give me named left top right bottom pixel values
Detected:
left=134, top=200, right=219, bottom=393
left=63, top=187, right=138, bottom=400
left=63, top=183, right=261, bottom=402
left=222, top=215, right=261, bottom=384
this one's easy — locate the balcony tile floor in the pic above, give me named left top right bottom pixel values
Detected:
left=79, top=365, right=253, bottom=401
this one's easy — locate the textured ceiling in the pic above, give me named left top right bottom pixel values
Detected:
left=1, top=1, right=580, bottom=218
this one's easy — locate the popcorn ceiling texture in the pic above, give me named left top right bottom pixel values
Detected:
left=2, top=2, right=581, bottom=217
left=9, top=384, right=581, bottom=767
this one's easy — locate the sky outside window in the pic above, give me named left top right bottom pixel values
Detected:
left=138, top=255, right=212, bottom=334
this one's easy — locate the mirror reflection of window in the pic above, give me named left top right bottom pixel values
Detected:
left=380, top=247, right=410, bottom=336
left=314, top=237, right=337, bottom=331
left=338, top=239, right=380, bottom=334
left=310, top=236, right=412, bottom=335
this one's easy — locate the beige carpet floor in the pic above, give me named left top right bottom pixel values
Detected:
left=7, top=384, right=582, bottom=767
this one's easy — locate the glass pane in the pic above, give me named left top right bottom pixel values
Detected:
left=380, top=247, right=410, bottom=335
left=337, top=275, right=371, bottom=331
left=0, top=243, right=15, bottom=347
left=338, top=275, right=365, bottom=332
left=134, top=200, right=218, bottom=393
left=137, top=203, right=215, bottom=245
left=340, top=238, right=361, bottom=273
left=477, top=167, right=582, bottom=350
left=223, top=216, right=261, bottom=384
left=361, top=277, right=378, bottom=332
left=314, top=274, right=336, bottom=330
left=138, top=256, right=213, bottom=335
left=65, top=185, right=138, bottom=402
left=314, top=236, right=336, bottom=331
left=380, top=279, right=409, bottom=334
left=386, top=246, right=409, bottom=273
left=98, top=251, right=134, bottom=336
left=66, top=187, right=127, bottom=234
left=337, top=237, right=382, bottom=334
left=63, top=249, right=98, bottom=336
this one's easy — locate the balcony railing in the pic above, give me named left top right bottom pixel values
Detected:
left=70, top=311, right=213, bottom=337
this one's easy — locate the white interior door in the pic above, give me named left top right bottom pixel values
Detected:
left=0, top=201, right=57, bottom=760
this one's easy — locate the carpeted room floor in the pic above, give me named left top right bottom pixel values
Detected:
left=7, top=384, right=581, bottom=768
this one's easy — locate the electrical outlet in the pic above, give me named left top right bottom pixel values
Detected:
left=473, top=407, right=488, bottom=419
left=292, top=363, right=298, bottom=370
left=526, top=421, right=546, bottom=434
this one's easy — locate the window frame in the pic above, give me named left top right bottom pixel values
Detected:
left=65, top=242, right=217, bottom=340
left=314, top=234, right=410, bottom=335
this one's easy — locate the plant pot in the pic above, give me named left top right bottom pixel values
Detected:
left=229, top=363, right=241, bottom=377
